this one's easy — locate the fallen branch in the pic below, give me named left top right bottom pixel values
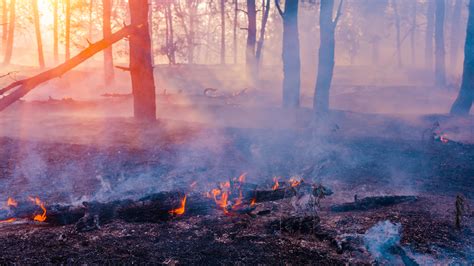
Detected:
left=330, top=195, right=418, bottom=212
left=0, top=24, right=140, bottom=112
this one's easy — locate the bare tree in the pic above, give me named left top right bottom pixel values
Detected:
left=450, top=0, right=474, bottom=115
left=425, top=0, right=435, bottom=69
left=129, top=0, right=156, bottom=120
left=435, top=0, right=446, bottom=87
left=220, top=0, right=226, bottom=64
left=256, top=0, right=270, bottom=68
left=3, top=0, right=15, bottom=65
left=103, top=0, right=114, bottom=85
left=450, top=0, right=463, bottom=71
left=314, top=0, right=343, bottom=113
left=65, top=0, right=71, bottom=60
left=246, top=0, right=257, bottom=81
left=276, top=0, right=301, bottom=108
left=233, top=0, right=238, bottom=64
left=1, top=0, right=7, bottom=52
left=392, top=0, right=401, bottom=67
left=53, top=0, right=59, bottom=63
left=33, top=0, right=45, bottom=69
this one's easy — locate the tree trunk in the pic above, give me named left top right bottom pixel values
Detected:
left=314, top=0, right=339, bottom=113
left=65, top=0, right=71, bottom=60
left=450, top=0, right=474, bottom=115
left=393, top=0, right=402, bottom=68
left=220, top=0, right=226, bottom=64
left=435, top=0, right=446, bottom=87
left=33, top=0, right=45, bottom=69
left=246, top=0, right=257, bottom=82
left=410, top=1, right=417, bottom=65
left=167, top=4, right=175, bottom=64
left=450, top=0, right=463, bottom=71
left=89, top=0, right=93, bottom=40
left=103, top=0, right=114, bottom=85
left=233, top=0, right=238, bottom=64
left=53, top=0, right=59, bottom=63
left=1, top=0, right=7, bottom=52
left=425, top=0, right=435, bottom=69
left=277, top=0, right=301, bottom=108
left=129, top=0, right=156, bottom=121
left=256, top=0, right=270, bottom=69
left=3, top=0, right=14, bottom=65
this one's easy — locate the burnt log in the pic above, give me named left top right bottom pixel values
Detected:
left=330, top=195, right=418, bottom=212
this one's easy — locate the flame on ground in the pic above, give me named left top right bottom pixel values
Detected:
left=169, top=195, right=187, bottom=216
left=7, top=197, right=17, bottom=208
left=289, top=177, right=302, bottom=187
left=0, top=218, right=16, bottom=223
left=28, top=197, right=47, bottom=222
left=272, top=177, right=279, bottom=190
left=440, top=134, right=449, bottom=143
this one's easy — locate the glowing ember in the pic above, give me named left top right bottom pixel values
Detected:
left=250, top=198, right=256, bottom=207
left=7, top=197, right=17, bottom=208
left=272, top=177, right=279, bottom=190
left=440, top=134, right=449, bottom=143
left=289, top=177, right=302, bottom=187
left=169, top=195, right=187, bottom=216
left=237, top=173, right=246, bottom=183
left=0, top=218, right=16, bottom=223
left=28, top=197, right=47, bottom=222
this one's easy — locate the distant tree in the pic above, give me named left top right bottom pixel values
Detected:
left=1, top=0, right=7, bottom=52
left=410, top=0, right=417, bottom=65
left=53, top=0, right=59, bottom=63
left=435, top=0, right=446, bottom=87
left=392, top=0, right=402, bottom=67
left=233, top=0, right=238, bottom=64
left=220, top=0, right=226, bottom=64
left=276, top=0, right=301, bottom=108
left=450, top=0, right=474, bottom=115
left=65, top=0, right=71, bottom=60
left=33, top=0, right=45, bottom=69
left=425, top=0, right=435, bottom=69
left=450, top=0, right=463, bottom=71
left=313, top=0, right=343, bottom=113
left=3, top=0, right=15, bottom=65
left=103, top=0, right=114, bottom=85
left=256, top=0, right=270, bottom=71
left=129, top=0, right=156, bottom=120
left=246, top=0, right=257, bottom=81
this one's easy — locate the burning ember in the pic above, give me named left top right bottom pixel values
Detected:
left=0, top=218, right=16, bottom=223
left=272, top=177, right=279, bottom=190
left=169, top=195, right=187, bottom=216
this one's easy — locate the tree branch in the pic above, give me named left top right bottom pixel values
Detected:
left=274, top=0, right=284, bottom=17
left=333, top=0, right=344, bottom=26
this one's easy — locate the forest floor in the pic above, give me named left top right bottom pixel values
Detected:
left=0, top=100, right=473, bottom=263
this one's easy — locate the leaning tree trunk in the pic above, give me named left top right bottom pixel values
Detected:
left=425, top=0, right=435, bottom=69
left=450, top=0, right=474, bottom=115
left=53, top=0, right=59, bottom=63
left=65, top=0, right=71, bottom=60
left=129, top=0, right=156, bottom=121
left=277, top=0, right=301, bottom=108
left=220, top=0, right=226, bottom=64
left=1, top=0, right=7, bottom=52
left=435, top=0, right=446, bottom=87
left=450, top=0, right=463, bottom=71
left=33, top=0, right=45, bottom=69
left=103, top=0, right=114, bottom=85
left=246, top=0, right=257, bottom=82
left=3, top=0, right=14, bottom=65
left=314, top=0, right=342, bottom=114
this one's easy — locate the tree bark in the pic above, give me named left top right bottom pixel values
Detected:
left=65, top=0, right=71, bottom=60
left=1, top=0, right=7, bottom=52
left=450, top=0, right=474, bottom=115
left=220, top=0, right=226, bottom=64
left=246, top=0, right=257, bottom=81
left=53, top=0, right=59, bottom=63
left=233, top=0, right=238, bottom=64
left=103, top=0, right=114, bottom=85
left=0, top=25, right=137, bottom=112
left=425, top=0, right=435, bottom=69
left=276, top=0, right=301, bottom=108
left=129, top=0, right=156, bottom=121
left=256, top=0, right=270, bottom=70
left=450, top=0, right=463, bottom=71
left=33, top=0, right=45, bottom=69
left=435, top=0, right=446, bottom=87
left=3, top=0, right=14, bottom=65
left=314, top=0, right=342, bottom=113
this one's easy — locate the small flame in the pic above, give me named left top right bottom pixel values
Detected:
left=237, top=173, right=246, bottom=183
left=272, top=177, right=279, bottom=190
left=250, top=198, right=256, bottom=207
left=440, top=134, right=449, bottom=143
left=28, top=197, right=47, bottom=222
left=169, top=195, right=187, bottom=216
left=289, top=177, right=302, bottom=187
left=7, top=197, right=17, bottom=207
left=0, top=218, right=15, bottom=223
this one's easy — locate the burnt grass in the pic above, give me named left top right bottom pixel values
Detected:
left=0, top=123, right=473, bottom=264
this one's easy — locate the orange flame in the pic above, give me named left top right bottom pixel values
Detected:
left=28, top=197, right=47, bottom=222
left=440, top=134, right=449, bottom=143
left=289, top=177, right=302, bottom=187
left=0, top=218, right=15, bottom=223
left=169, top=195, right=187, bottom=216
left=272, top=177, right=279, bottom=190
left=237, top=173, right=246, bottom=183
left=250, top=198, right=256, bottom=207
left=7, top=197, right=17, bottom=207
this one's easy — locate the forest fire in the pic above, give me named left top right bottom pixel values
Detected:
left=169, top=195, right=187, bottom=216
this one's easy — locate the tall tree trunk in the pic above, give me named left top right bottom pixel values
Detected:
left=129, top=0, right=156, bottom=121
left=450, top=0, right=474, bottom=115
left=233, top=0, right=238, bottom=64
left=220, top=0, right=226, bottom=64
left=314, top=0, right=342, bottom=113
left=435, top=0, right=446, bottom=87
left=1, top=0, right=7, bottom=52
left=187, top=2, right=196, bottom=64
left=3, top=0, right=14, bottom=65
left=410, top=1, right=417, bottom=65
left=53, top=0, right=59, bottom=63
left=148, top=0, right=154, bottom=66
left=393, top=0, right=402, bottom=68
left=65, top=0, right=71, bottom=60
left=89, top=0, right=93, bottom=40
left=425, top=0, right=435, bottom=69
left=165, top=3, right=175, bottom=64
left=33, top=0, right=45, bottom=69
left=276, top=0, right=301, bottom=108
left=103, top=0, right=114, bottom=85
left=246, top=0, right=257, bottom=82
left=256, top=0, right=270, bottom=69
left=450, top=0, right=463, bottom=71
